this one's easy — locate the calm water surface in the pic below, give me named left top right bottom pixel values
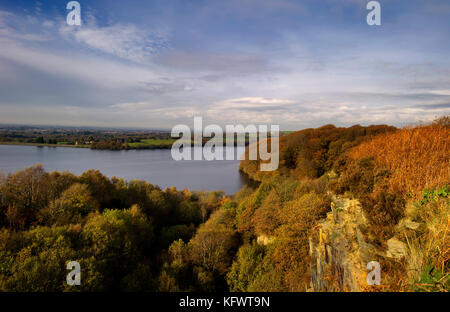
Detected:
left=0, top=145, right=248, bottom=194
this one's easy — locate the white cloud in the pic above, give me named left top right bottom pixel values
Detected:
left=111, top=101, right=156, bottom=111
left=42, top=20, right=54, bottom=28
left=0, top=37, right=162, bottom=89
left=0, top=11, right=49, bottom=42
left=156, top=97, right=296, bottom=125
left=215, top=97, right=294, bottom=109
left=428, top=90, right=450, bottom=96
left=60, top=23, right=168, bottom=63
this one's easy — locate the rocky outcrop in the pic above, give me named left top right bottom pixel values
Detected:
left=308, top=194, right=417, bottom=291
left=308, top=196, right=380, bottom=291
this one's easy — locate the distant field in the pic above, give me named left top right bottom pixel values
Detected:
left=0, top=133, right=292, bottom=150
left=127, top=138, right=176, bottom=148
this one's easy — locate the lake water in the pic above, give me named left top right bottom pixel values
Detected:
left=0, top=145, right=248, bottom=194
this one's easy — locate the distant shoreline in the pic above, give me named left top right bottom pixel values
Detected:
left=0, top=141, right=250, bottom=150
left=0, top=141, right=89, bottom=148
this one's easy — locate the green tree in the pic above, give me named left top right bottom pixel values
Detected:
left=39, top=183, right=99, bottom=225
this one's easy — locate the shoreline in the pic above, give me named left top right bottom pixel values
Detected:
left=0, top=141, right=250, bottom=150
left=0, top=141, right=89, bottom=148
left=0, top=142, right=173, bottom=150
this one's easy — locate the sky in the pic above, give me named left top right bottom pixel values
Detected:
left=0, top=0, right=449, bottom=130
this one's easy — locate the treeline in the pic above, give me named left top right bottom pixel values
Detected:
left=240, top=123, right=397, bottom=181
left=0, top=127, right=174, bottom=150
left=0, top=127, right=258, bottom=151
left=90, top=140, right=174, bottom=150
left=90, top=136, right=254, bottom=151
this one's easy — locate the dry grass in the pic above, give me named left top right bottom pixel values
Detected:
left=349, top=122, right=450, bottom=199
left=404, top=197, right=449, bottom=291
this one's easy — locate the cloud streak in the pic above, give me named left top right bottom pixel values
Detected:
left=60, top=23, right=169, bottom=63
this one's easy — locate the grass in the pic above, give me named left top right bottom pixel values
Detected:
left=349, top=122, right=450, bottom=199
left=405, top=187, right=449, bottom=292
left=127, top=138, right=176, bottom=148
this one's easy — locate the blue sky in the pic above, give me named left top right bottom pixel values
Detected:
left=0, top=0, right=449, bottom=129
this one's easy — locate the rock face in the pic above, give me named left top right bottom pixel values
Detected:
left=309, top=196, right=379, bottom=291
left=308, top=194, right=417, bottom=291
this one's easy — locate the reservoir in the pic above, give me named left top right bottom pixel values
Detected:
left=0, top=144, right=247, bottom=194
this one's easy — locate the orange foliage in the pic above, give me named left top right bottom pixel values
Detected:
left=349, top=122, right=450, bottom=198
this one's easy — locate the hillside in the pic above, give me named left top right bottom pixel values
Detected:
left=231, top=116, right=449, bottom=291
